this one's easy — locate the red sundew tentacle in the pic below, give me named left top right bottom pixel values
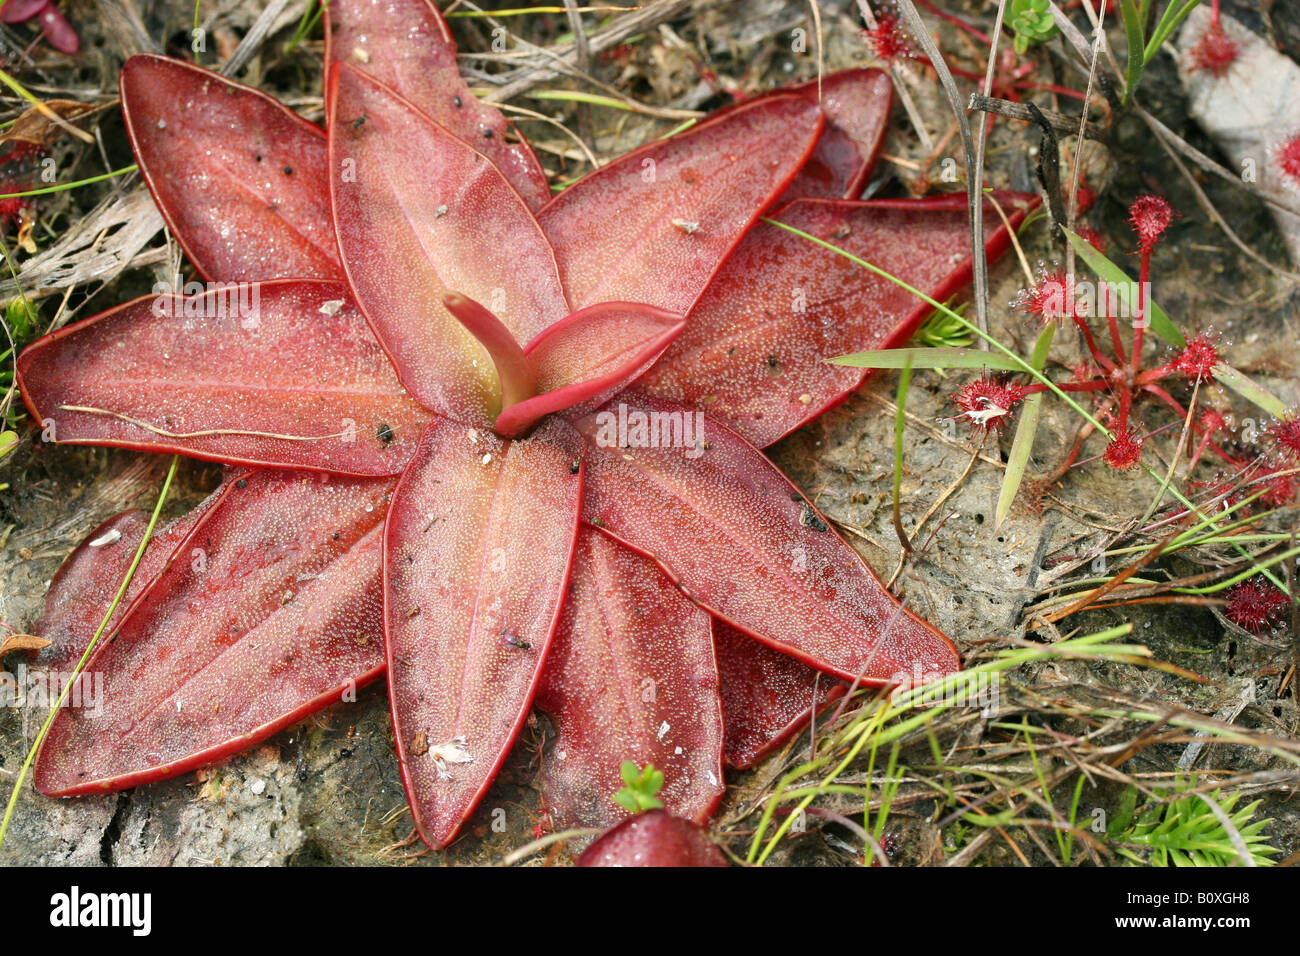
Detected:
left=1131, top=246, right=1151, bottom=375
left=1139, top=384, right=1238, bottom=466
left=1073, top=314, right=1117, bottom=372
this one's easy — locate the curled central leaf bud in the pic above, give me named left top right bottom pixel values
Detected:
left=441, top=290, right=537, bottom=415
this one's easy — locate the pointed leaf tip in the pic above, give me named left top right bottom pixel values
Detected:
left=536, top=529, right=724, bottom=830
left=326, top=0, right=551, bottom=209
left=779, top=68, right=893, bottom=202
left=35, top=470, right=391, bottom=797
left=640, top=193, right=1036, bottom=447
left=385, top=417, right=584, bottom=848
left=715, top=621, right=844, bottom=769
left=576, top=394, right=960, bottom=684
left=540, top=94, right=824, bottom=314
left=121, top=55, right=340, bottom=282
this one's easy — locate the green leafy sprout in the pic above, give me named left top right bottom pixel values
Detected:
left=1009, top=0, right=1058, bottom=55
left=914, top=304, right=974, bottom=350
left=612, top=761, right=665, bottom=814
left=1108, top=779, right=1279, bottom=867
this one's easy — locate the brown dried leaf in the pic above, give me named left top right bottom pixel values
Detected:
left=0, top=633, right=53, bottom=654
left=0, top=100, right=99, bottom=147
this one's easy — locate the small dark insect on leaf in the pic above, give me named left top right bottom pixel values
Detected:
left=452, top=95, right=462, bottom=108
left=353, top=113, right=368, bottom=130
left=236, top=478, right=247, bottom=489
left=377, top=422, right=394, bottom=444
left=791, top=494, right=827, bottom=532
left=569, top=459, right=581, bottom=474
left=502, top=632, right=531, bottom=650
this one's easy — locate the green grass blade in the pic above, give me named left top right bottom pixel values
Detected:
left=893, top=357, right=913, bottom=552
left=528, top=90, right=633, bottom=111
left=1118, top=0, right=1148, bottom=104
left=1063, top=228, right=1185, bottom=347
left=830, top=346, right=1025, bottom=371
left=996, top=324, right=1054, bottom=530
left=0, top=456, right=181, bottom=848
left=1213, top=362, right=1287, bottom=418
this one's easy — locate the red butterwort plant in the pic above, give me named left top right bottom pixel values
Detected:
left=14, top=0, right=1029, bottom=850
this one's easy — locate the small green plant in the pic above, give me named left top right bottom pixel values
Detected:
left=1108, top=779, right=1279, bottom=866
left=1118, top=0, right=1204, bottom=103
left=914, top=305, right=973, bottom=349
left=4, top=295, right=37, bottom=342
left=1009, top=0, right=1058, bottom=54
left=612, top=761, right=665, bottom=814
left=2, top=295, right=39, bottom=435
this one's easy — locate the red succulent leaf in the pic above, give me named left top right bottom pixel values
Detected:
left=778, top=68, right=893, bottom=202
left=639, top=194, right=1033, bottom=447
left=494, top=302, right=686, bottom=438
left=535, top=528, right=724, bottom=830
left=328, top=64, right=569, bottom=423
left=325, top=0, right=550, bottom=210
left=715, top=621, right=844, bottom=770
left=1, top=0, right=77, bottom=54
left=121, top=55, right=340, bottom=282
left=34, top=470, right=392, bottom=796
left=539, top=94, right=824, bottom=313
left=38, top=4, right=77, bottom=55
left=33, top=496, right=216, bottom=670
left=17, top=280, right=431, bottom=476
left=384, top=417, right=584, bottom=848
left=577, top=809, right=727, bottom=867
left=1, top=0, right=48, bottom=23
left=573, top=394, right=960, bottom=684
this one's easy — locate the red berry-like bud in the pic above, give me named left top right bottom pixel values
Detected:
left=951, top=375, right=1028, bottom=436
left=1173, top=332, right=1220, bottom=382
left=1104, top=426, right=1143, bottom=471
left=1259, top=470, right=1297, bottom=507
left=864, top=6, right=916, bottom=62
left=1224, top=578, right=1290, bottom=633
left=1128, top=195, right=1174, bottom=252
left=1268, top=413, right=1300, bottom=461
left=1274, top=134, right=1300, bottom=190
left=1198, top=408, right=1228, bottom=435
left=1014, top=269, right=1080, bottom=327
left=1189, top=20, right=1240, bottom=78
